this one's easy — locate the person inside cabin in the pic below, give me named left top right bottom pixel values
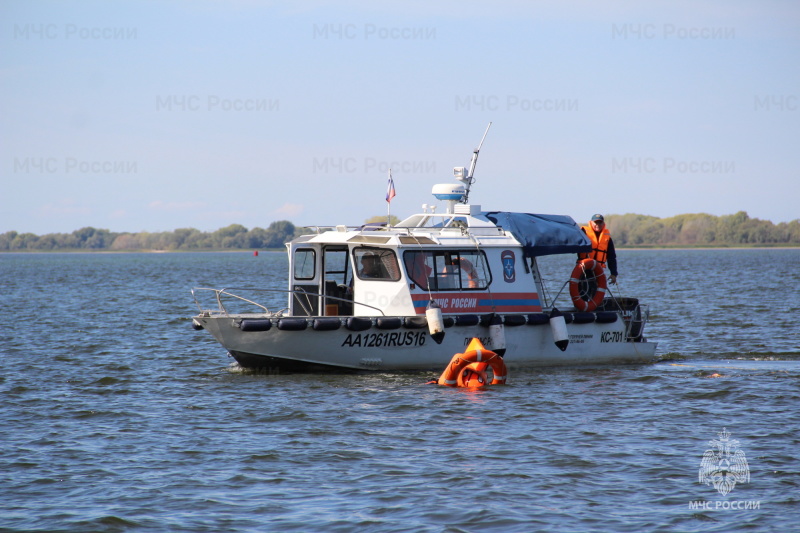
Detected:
left=578, top=214, right=618, bottom=285
left=447, top=255, right=479, bottom=289
left=359, top=253, right=382, bottom=279
left=438, top=253, right=457, bottom=289
left=439, top=253, right=479, bottom=289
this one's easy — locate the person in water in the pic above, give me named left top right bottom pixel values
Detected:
left=579, top=214, right=618, bottom=284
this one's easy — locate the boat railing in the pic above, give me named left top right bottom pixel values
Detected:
left=302, top=223, right=505, bottom=238
left=546, top=275, right=627, bottom=310
left=624, top=303, right=649, bottom=341
left=303, top=225, right=360, bottom=234
left=192, top=287, right=272, bottom=316
left=543, top=280, right=651, bottom=334
left=191, top=287, right=385, bottom=317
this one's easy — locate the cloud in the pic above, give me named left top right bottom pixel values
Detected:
left=273, top=203, right=304, bottom=217
left=148, top=200, right=206, bottom=211
left=37, top=199, right=91, bottom=217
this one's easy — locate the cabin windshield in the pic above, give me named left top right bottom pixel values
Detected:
left=395, top=214, right=469, bottom=228
left=403, top=250, right=491, bottom=290
left=353, top=247, right=401, bottom=281
left=432, top=216, right=467, bottom=228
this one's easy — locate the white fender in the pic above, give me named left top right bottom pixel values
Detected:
left=549, top=308, right=569, bottom=351
left=425, top=300, right=445, bottom=344
left=488, top=314, right=506, bottom=356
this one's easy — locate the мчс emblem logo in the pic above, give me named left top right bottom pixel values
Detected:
left=501, top=250, right=515, bottom=282
left=698, top=428, right=750, bottom=496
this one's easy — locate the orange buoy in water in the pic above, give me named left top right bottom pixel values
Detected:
left=436, top=338, right=507, bottom=387
left=253, top=250, right=259, bottom=256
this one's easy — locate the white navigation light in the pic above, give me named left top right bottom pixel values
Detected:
left=453, top=166, right=467, bottom=182
left=432, top=183, right=466, bottom=201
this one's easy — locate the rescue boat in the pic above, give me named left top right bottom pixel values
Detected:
left=191, top=126, right=657, bottom=372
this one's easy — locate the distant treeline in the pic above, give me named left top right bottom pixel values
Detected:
left=605, top=211, right=800, bottom=247
left=0, top=221, right=308, bottom=251
left=2, top=212, right=799, bottom=251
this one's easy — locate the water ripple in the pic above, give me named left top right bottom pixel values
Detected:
left=1, top=251, right=799, bottom=531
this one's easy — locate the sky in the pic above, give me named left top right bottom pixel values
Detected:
left=2, top=0, right=798, bottom=235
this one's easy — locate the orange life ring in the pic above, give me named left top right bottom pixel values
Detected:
left=459, top=258, right=479, bottom=289
left=437, top=347, right=507, bottom=387
left=442, top=258, right=479, bottom=289
left=569, top=258, right=607, bottom=312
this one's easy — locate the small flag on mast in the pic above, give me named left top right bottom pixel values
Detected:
left=386, top=170, right=396, bottom=203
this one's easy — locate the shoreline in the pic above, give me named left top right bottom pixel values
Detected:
left=0, top=249, right=287, bottom=254
left=2, top=245, right=799, bottom=254
left=618, top=245, right=800, bottom=251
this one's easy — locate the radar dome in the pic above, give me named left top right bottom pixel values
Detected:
left=432, top=183, right=466, bottom=201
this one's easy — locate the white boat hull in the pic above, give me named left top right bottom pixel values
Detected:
left=194, top=313, right=657, bottom=372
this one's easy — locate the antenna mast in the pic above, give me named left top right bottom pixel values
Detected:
left=460, top=122, right=492, bottom=204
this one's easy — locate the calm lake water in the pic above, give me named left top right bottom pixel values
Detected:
left=2, top=249, right=799, bottom=532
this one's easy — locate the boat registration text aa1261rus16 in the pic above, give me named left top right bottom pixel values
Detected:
left=340, top=331, right=428, bottom=348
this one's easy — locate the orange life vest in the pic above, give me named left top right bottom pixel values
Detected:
left=579, top=225, right=611, bottom=266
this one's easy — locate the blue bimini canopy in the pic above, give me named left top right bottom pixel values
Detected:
left=483, top=211, right=592, bottom=257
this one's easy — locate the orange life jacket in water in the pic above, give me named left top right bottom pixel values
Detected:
left=579, top=225, right=612, bottom=266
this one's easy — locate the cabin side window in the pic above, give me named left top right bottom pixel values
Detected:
left=403, top=250, right=491, bottom=290
left=353, top=247, right=401, bottom=281
left=293, top=248, right=316, bottom=280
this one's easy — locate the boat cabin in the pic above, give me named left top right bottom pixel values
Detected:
left=286, top=206, right=588, bottom=318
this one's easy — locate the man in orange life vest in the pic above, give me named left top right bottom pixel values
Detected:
left=579, top=214, right=618, bottom=284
